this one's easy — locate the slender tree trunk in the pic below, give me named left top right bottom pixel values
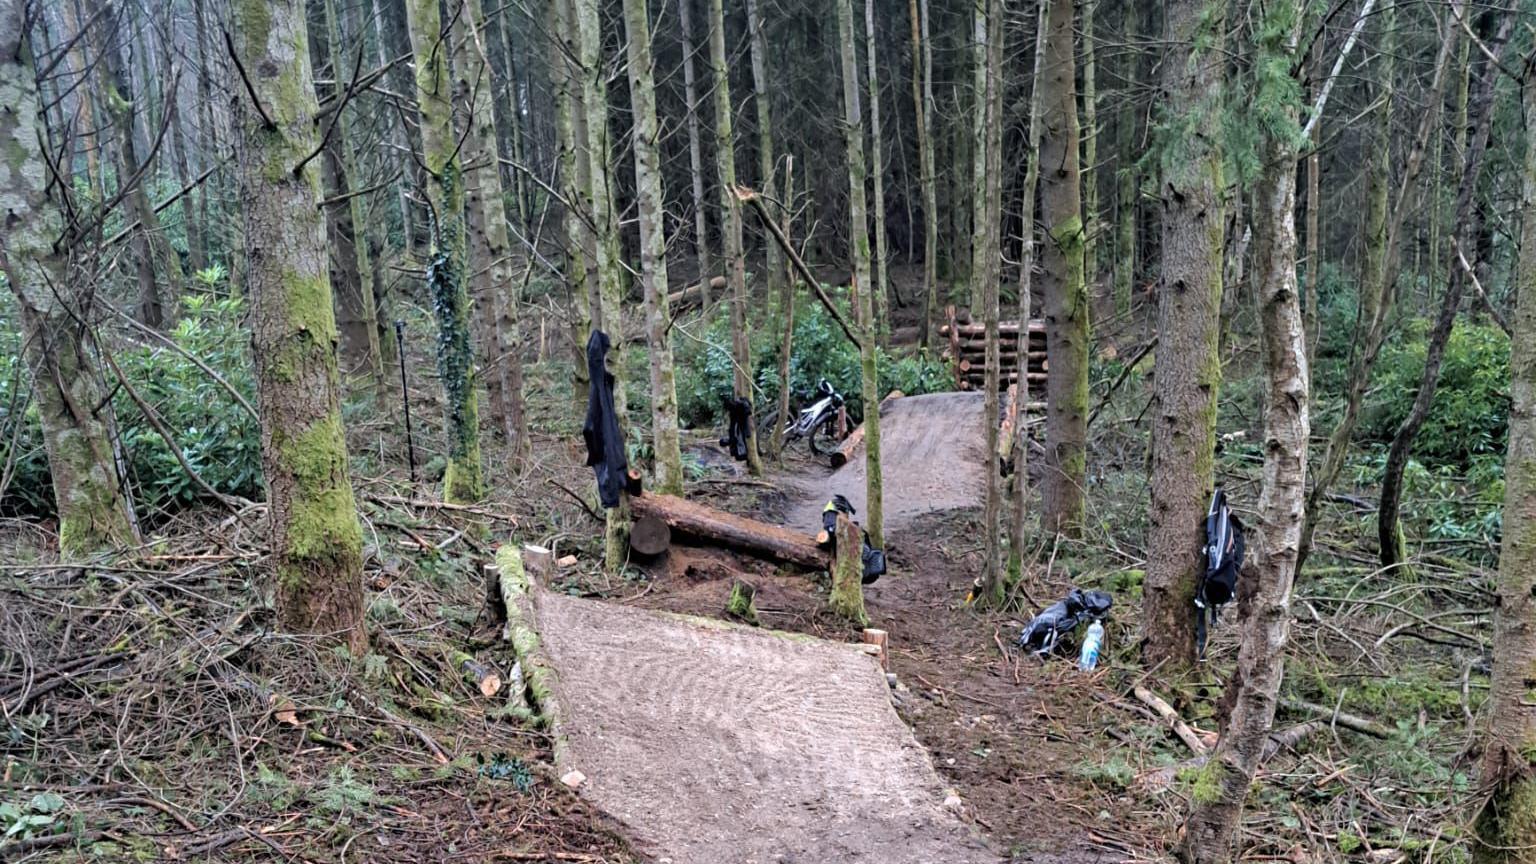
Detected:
left=1295, top=0, right=1462, bottom=572
left=622, top=0, right=685, bottom=495
left=708, top=0, right=763, bottom=476
left=679, top=0, right=712, bottom=295
left=773, top=155, right=797, bottom=458
left=167, top=79, right=206, bottom=273
left=1039, top=0, right=1089, bottom=537
left=836, top=0, right=884, bottom=549
left=974, top=0, right=1005, bottom=601
left=230, top=0, right=367, bottom=654
left=1178, top=6, right=1306, bottom=858
left=57, top=0, right=103, bottom=199
left=1472, top=50, right=1536, bottom=864
left=1006, top=0, right=1050, bottom=588
left=572, top=0, right=632, bottom=569
left=487, top=6, right=529, bottom=231
left=1113, top=32, right=1134, bottom=318
left=406, top=0, right=486, bottom=503
left=910, top=0, right=938, bottom=348
left=550, top=0, right=592, bottom=412
left=1080, top=0, right=1098, bottom=300
left=370, top=0, right=418, bottom=262
left=311, top=0, right=384, bottom=382
left=86, top=0, right=185, bottom=328
left=346, top=0, right=398, bottom=370
left=0, top=13, right=138, bottom=560
left=1143, top=0, right=1226, bottom=670
left=1377, top=14, right=1508, bottom=572
left=747, top=0, right=782, bottom=316
left=865, top=0, right=891, bottom=343
left=1303, top=33, right=1322, bottom=361
left=453, top=0, right=527, bottom=460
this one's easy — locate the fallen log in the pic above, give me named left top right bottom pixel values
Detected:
left=494, top=545, right=563, bottom=738
left=830, top=390, right=905, bottom=468
left=940, top=321, right=1046, bottom=336
left=630, top=515, right=671, bottom=556
left=1134, top=685, right=1211, bottom=756
left=667, top=275, right=727, bottom=311
left=1281, top=699, right=1392, bottom=739
left=629, top=491, right=830, bottom=570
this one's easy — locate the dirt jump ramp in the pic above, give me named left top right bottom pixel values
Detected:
left=788, top=391, right=987, bottom=534
left=533, top=588, right=999, bottom=863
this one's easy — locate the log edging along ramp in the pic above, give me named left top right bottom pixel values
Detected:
left=503, top=563, right=999, bottom=863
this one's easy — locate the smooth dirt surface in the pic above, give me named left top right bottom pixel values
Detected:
left=785, top=392, right=988, bottom=534
left=533, top=588, right=1001, bottom=864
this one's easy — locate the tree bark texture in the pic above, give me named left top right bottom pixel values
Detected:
left=679, top=0, right=712, bottom=296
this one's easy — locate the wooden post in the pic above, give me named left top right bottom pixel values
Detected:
left=861, top=628, right=889, bottom=670
left=522, top=544, right=554, bottom=580
left=946, top=304, right=962, bottom=387
left=829, top=513, right=868, bottom=625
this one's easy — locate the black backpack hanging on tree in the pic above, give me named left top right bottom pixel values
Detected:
left=1195, top=488, right=1244, bottom=660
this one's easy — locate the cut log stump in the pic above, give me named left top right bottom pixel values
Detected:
left=829, top=514, right=868, bottom=625
left=862, top=628, right=889, bottom=670
left=830, top=390, right=905, bottom=468
left=630, top=515, right=671, bottom=557
left=452, top=651, right=504, bottom=697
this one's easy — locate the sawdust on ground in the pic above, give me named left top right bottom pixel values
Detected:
left=533, top=588, right=1001, bottom=864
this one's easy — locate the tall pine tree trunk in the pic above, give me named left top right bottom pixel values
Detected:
left=1080, top=0, right=1097, bottom=299
left=623, top=0, right=686, bottom=495
left=910, top=0, right=938, bottom=347
left=746, top=0, right=782, bottom=318
left=837, top=0, right=884, bottom=549
left=406, top=0, right=486, bottom=504
left=972, top=0, right=1004, bottom=598
left=230, top=0, right=367, bottom=653
left=679, top=0, right=712, bottom=295
left=453, top=0, right=527, bottom=459
left=708, top=0, right=763, bottom=476
left=1039, top=0, right=1089, bottom=537
left=1473, top=47, right=1536, bottom=864
left=1179, top=5, right=1307, bottom=858
left=550, top=0, right=592, bottom=412
left=865, top=0, right=890, bottom=343
left=1143, top=0, right=1226, bottom=669
left=0, top=12, right=139, bottom=560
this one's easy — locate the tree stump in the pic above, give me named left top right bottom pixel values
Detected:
left=452, top=651, right=504, bottom=697
left=829, top=513, right=868, bottom=625
left=630, top=515, right=671, bottom=557
left=861, top=628, right=889, bottom=670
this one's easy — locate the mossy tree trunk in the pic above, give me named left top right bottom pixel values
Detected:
left=836, top=0, right=884, bottom=549
left=865, top=0, right=890, bottom=344
left=230, top=0, right=367, bottom=654
left=1178, top=4, right=1307, bottom=859
left=679, top=0, right=712, bottom=296
left=1038, top=0, right=1089, bottom=538
left=974, top=0, right=1004, bottom=602
left=406, top=0, right=486, bottom=504
left=1143, top=0, right=1226, bottom=670
left=1112, top=0, right=1136, bottom=320
left=909, top=0, right=938, bottom=348
left=622, top=0, right=686, bottom=495
left=572, top=0, right=632, bottom=570
left=452, top=0, right=528, bottom=462
left=85, top=0, right=185, bottom=329
left=1005, top=0, right=1049, bottom=589
left=773, top=156, right=797, bottom=459
left=708, top=0, right=763, bottom=476
left=309, top=0, right=384, bottom=382
left=1080, top=0, right=1098, bottom=300
left=0, top=12, right=139, bottom=561
left=1472, top=51, right=1536, bottom=864
left=550, top=0, right=592, bottom=414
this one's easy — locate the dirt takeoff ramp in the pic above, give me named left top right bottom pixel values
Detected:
left=533, top=589, right=999, bottom=864
left=788, top=391, right=987, bottom=532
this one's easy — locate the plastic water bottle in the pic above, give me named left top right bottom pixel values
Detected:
left=1078, top=620, right=1105, bottom=671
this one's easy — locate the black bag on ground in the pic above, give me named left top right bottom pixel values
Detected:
left=1018, top=588, right=1113, bottom=656
left=1195, top=488, right=1245, bottom=659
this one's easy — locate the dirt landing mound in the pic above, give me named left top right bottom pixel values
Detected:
left=534, top=589, right=999, bottom=864
left=787, top=391, right=987, bottom=532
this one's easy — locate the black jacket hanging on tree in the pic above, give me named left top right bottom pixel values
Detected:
left=721, top=396, right=752, bottom=461
left=582, top=330, right=627, bottom=508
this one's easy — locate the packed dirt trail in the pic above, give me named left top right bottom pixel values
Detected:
left=784, top=391, right=988, bottom=534
left=533, top=588, right=1001, bottom=864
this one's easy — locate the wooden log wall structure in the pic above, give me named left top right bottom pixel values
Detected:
left=940, top=305, right=1048, bottom=395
